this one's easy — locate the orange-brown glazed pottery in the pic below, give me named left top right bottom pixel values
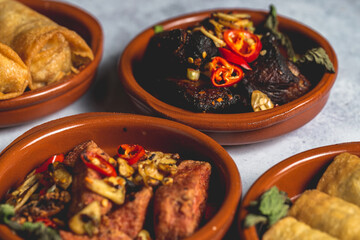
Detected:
left=238, top=142, right=360, bottom=240
left=0, top=112, right=241, bottom=240
left=0, top=0, right=103, bottom=127
left=118, top=9, right=338, bottom=145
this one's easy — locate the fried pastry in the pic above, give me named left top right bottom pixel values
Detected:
left=317, top=152, right=360, bottom=207
left=0, top=42, right=31, bottom=100
left=263, top=216, right=338, bottom=240
left=289, top=190, right=360, bottom=240
left=0, top=0, right=93, bottom=90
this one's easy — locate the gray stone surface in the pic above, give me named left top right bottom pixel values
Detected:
left=0, top=0, right=359, bottom=197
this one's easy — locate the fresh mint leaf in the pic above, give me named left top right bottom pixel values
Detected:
left=264, top=5, right=296, bottom=60
left=244, top=186, right=291, bottom=229
left=296, top=47, right=335, bottom=73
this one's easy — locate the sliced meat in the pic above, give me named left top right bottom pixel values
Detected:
left=67, top=142, right=113, bottom=217
left=240, top=32, right=311, bottom=105
left=154, top=160, right=211, bottom=240
left=99, top=187, right=153, bottom=239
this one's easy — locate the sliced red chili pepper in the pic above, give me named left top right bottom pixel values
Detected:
left=223, top=29, right=262, bottom=63
left=35, top=154, right=64, bottom=173
left=210, top=57, right=243, bottom=88
left=35, top=217, right=57, bottom=228
left=117, top=144, right=145, bottom=165
left=218, top=47, right=252, bottom=70
left=81, top=152, right=117, bottom=177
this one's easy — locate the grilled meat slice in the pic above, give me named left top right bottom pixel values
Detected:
left=241, top=32, right=311, bottom=105
left=154, top=160, right=211, bottom=240
left=67, top=141, right=113, bottom=217
left=144, top=29, right=218, bottom=78
left=99, top=187, right=153, bottom=239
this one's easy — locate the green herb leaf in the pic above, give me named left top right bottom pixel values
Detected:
left=244, top=186, right=291, bottom=229
left=264, top=5, right=296, bottom=60
left=154, top=25, right=164, bottom=34
left=244, top=213, right=267, bottom=228
left=0, top=204, right=15, bottom=224
left=296, top=47, right=335, bottom=73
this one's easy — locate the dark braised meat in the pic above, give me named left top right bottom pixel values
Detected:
left=174, top=78, right=246, bottom=112
left=153, top=160, right=211, bottom=240
left=240, top=32, right=311, bottom=105
left=144, top=29, right=218, bottom=78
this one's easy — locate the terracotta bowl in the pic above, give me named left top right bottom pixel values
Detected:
left=118, top=9, right=338, bottom=145
left=238, top=142, right=360, bottom=240
left=0, top=0, right=103, bottom=127
left=0, top=112, right=241, bottom=240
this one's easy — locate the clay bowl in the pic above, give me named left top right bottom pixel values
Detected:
left=0, top=112, right=241, bottom=240
left=238, top=142, right=360, bottom=239
left=118, top=9, right=338, bottom=145
left=0, top=0, right=103, bottom=127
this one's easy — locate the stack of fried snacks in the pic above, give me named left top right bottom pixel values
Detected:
left=0, top=0, right=93, bottom=99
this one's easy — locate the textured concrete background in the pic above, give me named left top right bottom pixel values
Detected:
left=0, top=0, right=359, bottom=198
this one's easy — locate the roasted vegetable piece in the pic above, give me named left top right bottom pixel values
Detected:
left=85, top=177, right=126, bottom=205
left=81, top=151, right=117, bottom=177
left=49, top=162, right=72, bottom=190
left=223, top=29, right=262, bottom=62
left=69, top=201, right=101, bottom=236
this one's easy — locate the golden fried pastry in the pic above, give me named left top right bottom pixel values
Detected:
left=263, top=216, right=338, bottom=240
left=289, top=190, right=360, bottom=240
left=0, top=0, right=93, bottom=90
left=0, top=42, right=31, bottom=100
left=317, top=152, right=360, bottom=207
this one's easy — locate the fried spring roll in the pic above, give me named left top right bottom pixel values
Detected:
left=154, top=160, right=211, bottom=240
left=0, top=42, right=31, bottom=99
left=289, top=190, right=360, bottom=240
left=0, top=0, right=94, bottom=90
left=317, top=152, right=360, bottom=207
left=263, top=216, right=338, bottom=240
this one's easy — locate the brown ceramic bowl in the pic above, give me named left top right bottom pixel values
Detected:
left=118, top=9, right=338, bottom=145
left=238, top=142, right=360, bottom=240
left=0, top=0, right=103, bottom=127
left=0, top=112, right=241, bottom=240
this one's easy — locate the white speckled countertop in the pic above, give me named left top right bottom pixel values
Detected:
left=1, top=0, right=359, bottom=204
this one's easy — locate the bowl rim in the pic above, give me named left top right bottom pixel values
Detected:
left=0, top=0, right=103, bottom=110
left=238, top=141, right=360, bottom=240
left=0, top=112, right=242, bottom=240
left=119, top=8, right=338, bottom=132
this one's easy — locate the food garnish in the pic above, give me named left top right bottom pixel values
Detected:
left=154, top=25, right=164, bottom=34
left=210, top=56, right=244, bottom=87
left=117, top=144, right=146, bottom=165
left=223, top=29, right=262, bottom=63
left=244, top=186, right=291, bottom=229
left=81, top=151, right=117, bottom=177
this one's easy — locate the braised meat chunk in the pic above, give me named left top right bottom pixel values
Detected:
left=154, top=160, right=211, bottom=240
left=240, top=32, right=311, bottom=106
